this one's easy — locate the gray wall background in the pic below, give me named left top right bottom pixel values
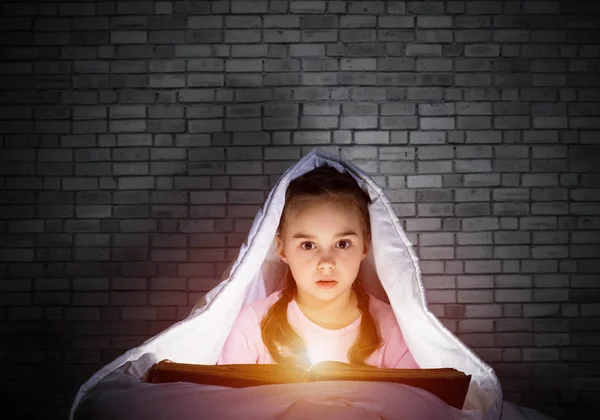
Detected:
left=1, top=1, right=599, bottom=419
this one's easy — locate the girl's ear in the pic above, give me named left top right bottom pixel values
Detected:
left=276, top=234, right=288, bottom=264
left=361, top=233, right=371, bottom=260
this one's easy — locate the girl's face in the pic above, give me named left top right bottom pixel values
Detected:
left=276, top=200, right=370, bottom=306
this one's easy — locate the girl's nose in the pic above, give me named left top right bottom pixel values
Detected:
left=317, top=252, right=335, bottom=270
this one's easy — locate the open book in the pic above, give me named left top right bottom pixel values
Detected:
left=146, top=360, right=471, bottom=409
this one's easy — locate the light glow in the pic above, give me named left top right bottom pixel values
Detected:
left=307, top=344, right=330, bottom=368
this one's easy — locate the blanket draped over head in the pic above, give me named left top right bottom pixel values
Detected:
left=70, top=149, right=506, bottom=420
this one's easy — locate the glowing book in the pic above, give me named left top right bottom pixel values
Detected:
left=146, top=360, right=471, bottom=409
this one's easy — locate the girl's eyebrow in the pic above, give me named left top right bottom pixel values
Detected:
left=292, top=230, right=359, bottom=239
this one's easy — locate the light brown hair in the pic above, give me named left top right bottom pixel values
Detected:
left=260, top=166, right=382, bottom=368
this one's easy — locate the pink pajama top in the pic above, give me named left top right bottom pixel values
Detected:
left=217, top=291, right=419, bottom=369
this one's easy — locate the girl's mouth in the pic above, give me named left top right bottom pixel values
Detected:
left=316, top=280, right=337, bottom=289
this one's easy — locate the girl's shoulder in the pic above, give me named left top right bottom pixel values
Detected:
left=239, top=290, right=284, bottom=326
left=367, top=293, right=398, bottom=326
left=251, top=289, right=284, bottom=311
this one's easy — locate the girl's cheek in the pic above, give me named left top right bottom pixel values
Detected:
left=297, top=252, right=313, bottom=261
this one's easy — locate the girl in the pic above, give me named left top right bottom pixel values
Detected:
left=217, top=166, right=419, bottom=369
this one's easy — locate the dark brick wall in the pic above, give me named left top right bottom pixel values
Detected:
left=1, top=1, right=599, bottom=419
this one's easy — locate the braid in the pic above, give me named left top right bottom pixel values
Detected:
left=260, top=275, right=310, bottom=368
left=348, top=279, right=383, bottom=365
left=281, top=286, right=294, bottom=303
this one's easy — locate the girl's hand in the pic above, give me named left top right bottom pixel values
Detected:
left=143, top=359, right=173, bottom=381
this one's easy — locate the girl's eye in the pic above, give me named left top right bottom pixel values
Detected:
left=301, top=242, right=315, bottom=251
left=338, top=240, right=351, bottom=249
left=300, top=240, right=351, bottom=250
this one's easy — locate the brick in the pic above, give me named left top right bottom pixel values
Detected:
left=419, top=103, right=455, bottom=116
left=289, top=1, right=326, bottom=13
left=422, top=275, right=454, bottom=290
left=381, top=116, right=417, bottom=129
left=465, top=260, right=502, bottom=274
left=463, top=174, right=500, bottom=187
left=230, top=1, right=268, bottom=13
left=456, top=203, right=490, bottom=217
left=263, top=15, right=299, bottom=28
left=421, top=117, right=455, bottom=130
left=458, top=290, right=493, bottom=303
left=65, top=307, right=100, bottom=321
left=121, top=307, right=157, bottom=320
left=427, top=290, right=456, bottom=304
left=406, top=44, right=442, bottom=57
left=420, top=233, right=454, bottom=247
left=379, top=147, right=415, bottom=161
left=415, top=146, right=452, bottom=160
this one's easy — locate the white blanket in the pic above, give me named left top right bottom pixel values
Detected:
left=71, top=149, right=553, bottom=420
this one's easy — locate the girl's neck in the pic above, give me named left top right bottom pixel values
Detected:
left=294, top=288, right=360, bottom=330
